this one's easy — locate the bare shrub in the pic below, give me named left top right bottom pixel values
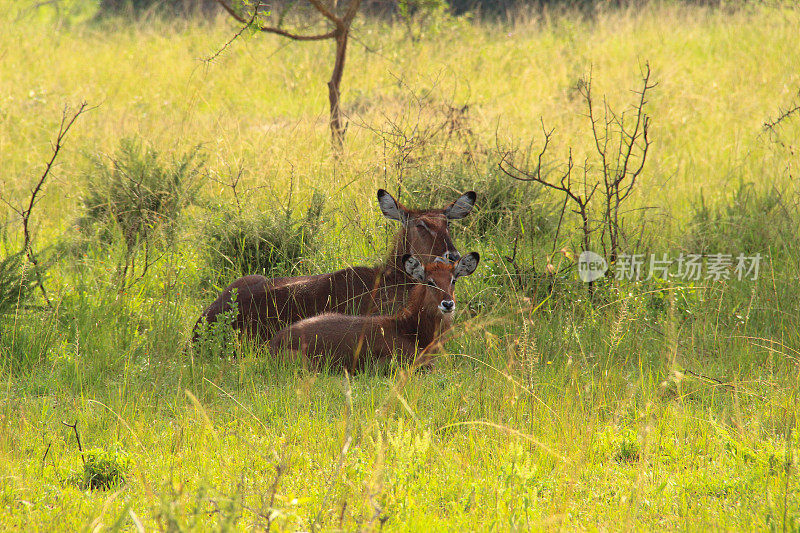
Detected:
left=499, top=63, right=656, bottom=293
left=1, top=103, right=89, bottom=307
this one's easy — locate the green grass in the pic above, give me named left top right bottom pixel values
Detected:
left=0, top=0, right=799, bottom=530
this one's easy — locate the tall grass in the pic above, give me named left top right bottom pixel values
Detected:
left=0, top=0, right=798, bottom=530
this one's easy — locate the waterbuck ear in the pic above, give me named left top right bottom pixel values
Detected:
left=402, top=254, right=425, bottom=282
left=444, top=191, right=476, bottom=220
left=377, top=189, right=408, bottom=224
left=454, top=252, right=479, bottom=279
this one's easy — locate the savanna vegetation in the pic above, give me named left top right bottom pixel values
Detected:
left=0, top=0, right=798, bottom=530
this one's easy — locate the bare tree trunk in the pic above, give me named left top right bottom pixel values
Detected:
left=328, top=28, right=349, bottom=152
left=216, top=0, right=361, bottom=154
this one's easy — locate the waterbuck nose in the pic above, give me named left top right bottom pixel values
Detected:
left=440, top=300, right=455, bottom=313
left=444, top=250, right=460, bottom=263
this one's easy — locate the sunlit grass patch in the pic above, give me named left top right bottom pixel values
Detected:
left=0, top=0, right=798, bottom=530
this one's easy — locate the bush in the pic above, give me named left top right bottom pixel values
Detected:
left=192, top=300, right=241, bottom=358
left=685, top=181, right=798, bottom=258
left=594, top=427, right=641, bottom=464
left=401, top=159, right=559, bottom=238
left=74, top=446, right=131, bottom=491
left=203, top=191, right=325, bottom=279
left=0, top=252, right=37, bottom=318
left=81, top=137, right=203, bottom=255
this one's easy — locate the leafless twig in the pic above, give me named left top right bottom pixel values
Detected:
left=499, top=124, right=599, bottom=269
left=0, top=102, right=91, bottom=307
left=579, top=63, right=655, bottom=264
left=763, top=89, right=800, bottom=155
left=62, top=419, right=85, bottom=467
left=40, top=442, right=52, bottom=474
left=208, top=165, right=247, bottom=214
left=261, top=448, right=290, bottom=531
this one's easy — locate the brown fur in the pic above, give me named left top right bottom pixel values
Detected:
left=268, top=257, right=478, bottom=371
left=193, top=191, right=475, bottom=342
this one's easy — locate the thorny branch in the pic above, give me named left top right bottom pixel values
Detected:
left=763, top=89, right=800, bottom=155
left=203, top=4, right=261, bottom=63
left=764, top=92, right=800, bottom=133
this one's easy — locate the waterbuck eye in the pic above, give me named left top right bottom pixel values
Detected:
left=426, top=280, right=437, bottom=288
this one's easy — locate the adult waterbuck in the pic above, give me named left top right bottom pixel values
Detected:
left=269, top=252, right=480, bottom=371
left=194, top=189, right=476, bottom=341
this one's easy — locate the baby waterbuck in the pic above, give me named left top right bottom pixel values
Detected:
left=268, top=252, right=480, bottom=371
left=194, top=190, right=476, bottom=341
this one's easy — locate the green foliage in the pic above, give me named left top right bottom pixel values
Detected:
left=202, top=191, right=325, bottom=279
left=72, top=446, right=131, bottom=491
left=594, top=427, right=641, bottom=464
left=0, top=313, right=57, bottom=372
left=398, top=0, right=457, bottom=40
left=81, top=137, right=203, bottom=253
left=192, top=297, right=240, bottom=358
left=402, top=159, right=559, bottom=238
left=0, top=252, right=36, bottom=317
left=685, top=181, right=799, bottom=258
left=399, top=0, right=451, bottom=19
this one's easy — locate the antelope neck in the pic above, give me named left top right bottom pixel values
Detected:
left=392, top=284, right=442, bottom=346
left=382, top=231, right=419, bottom=283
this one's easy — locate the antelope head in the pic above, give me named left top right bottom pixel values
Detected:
left=377, top=189, right=476, bottom=263
left=402, top=252, right=480, bottom=317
